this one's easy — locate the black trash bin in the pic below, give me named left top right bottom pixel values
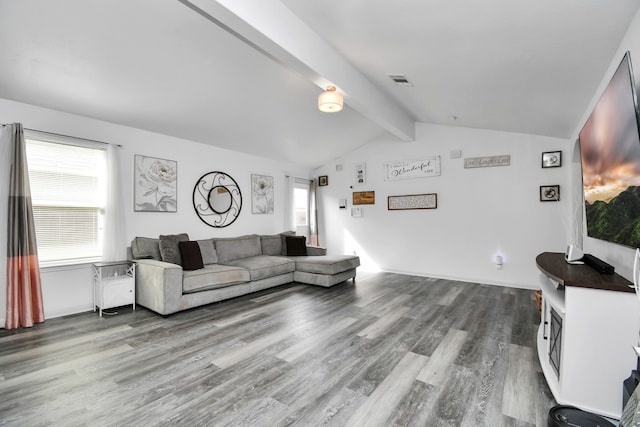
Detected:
left=548, top=405, right=616, bottom=427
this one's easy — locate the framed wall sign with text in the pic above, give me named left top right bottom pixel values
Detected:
left=388, top=193, right=437, bottom=210
left=353, top=191, right=375, bottom=205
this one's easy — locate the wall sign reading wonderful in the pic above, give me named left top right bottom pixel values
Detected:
left=384, top=156, right=441, bottom=181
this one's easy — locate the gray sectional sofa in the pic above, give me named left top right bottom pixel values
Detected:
left=130, top=232, right=360, bottom=315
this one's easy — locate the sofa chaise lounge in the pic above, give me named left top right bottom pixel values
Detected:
left=130, top=233, right=360, bottom=315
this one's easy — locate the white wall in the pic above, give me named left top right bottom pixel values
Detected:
left=315, top=7, right=640, bottom=289
left=0, top=98, right=310, bottom=325
left=315, top=123, right=570, bottom=289
left=570, top=7, right=640, bottom=281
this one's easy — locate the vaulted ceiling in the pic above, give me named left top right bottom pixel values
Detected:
left=1, top=0, right=638, bottom=168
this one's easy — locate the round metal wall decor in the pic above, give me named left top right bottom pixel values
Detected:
left=192, top=171, right=242, bottom=227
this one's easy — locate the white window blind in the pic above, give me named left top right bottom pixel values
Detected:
left=25, top=137, right=106, bottom=265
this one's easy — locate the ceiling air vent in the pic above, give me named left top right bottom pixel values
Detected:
left=388, top=74, right=413, bottom=87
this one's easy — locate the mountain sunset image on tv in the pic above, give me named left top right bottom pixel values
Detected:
left=579, top=52, right=640, bottom=248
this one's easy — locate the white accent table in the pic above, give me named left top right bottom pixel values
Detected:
left=536, top=252, right=640, bottom=419
left=93, top=261, right=136, bottom=317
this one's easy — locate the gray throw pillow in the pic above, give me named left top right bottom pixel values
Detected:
left=131, top=237, right=161, bottom=260
left=197, top=239, right=218, bottom=265
left=159, top=233, right=189, bottom=265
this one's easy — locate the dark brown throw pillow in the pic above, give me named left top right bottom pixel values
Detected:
left=285, top=235, right=307, bottom=256
left=179, top=241, right=204, bottom=271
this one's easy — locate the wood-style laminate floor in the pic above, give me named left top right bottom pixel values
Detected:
left=0, top=272, right=555, bottom=426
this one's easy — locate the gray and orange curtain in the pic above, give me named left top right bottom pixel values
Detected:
left=309, top=178, right=319, bottom=247
left=2, top=123, right=44, bottom=329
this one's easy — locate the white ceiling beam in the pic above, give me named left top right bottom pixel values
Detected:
left=179, top=0, right=415, bottom=141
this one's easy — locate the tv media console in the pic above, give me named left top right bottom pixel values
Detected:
left=536, top=252, right=640, bottom=419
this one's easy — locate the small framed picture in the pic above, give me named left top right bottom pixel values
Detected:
left=355, top=162, right=366, bottom=185
left=318, top=175, right=328, bottom=186
left=540, top=185, right=560, bottom=202
left=542, top=151, right=562, bottom=168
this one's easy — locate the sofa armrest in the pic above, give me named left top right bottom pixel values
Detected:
left=134, top=259, right=183, bottom=315
left=306, top=246, right=327, bottom=256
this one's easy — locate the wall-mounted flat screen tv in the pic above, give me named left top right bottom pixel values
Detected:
left=579, top=51, right=640, bottom=248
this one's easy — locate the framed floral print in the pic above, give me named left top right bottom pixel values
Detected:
left=134, top=155, right=177, bottom=212
left=542, top=151, right=562, bottom=168
left=251, top=174, right=274, bottom=214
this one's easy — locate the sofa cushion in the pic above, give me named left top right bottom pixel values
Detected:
left=260, top=235, right=282, bottom=256
left=285, top=236, right=307, bottom=256
left=179, top=241, right=204, bottom=271
left=290, top=255, right=360, bottom=275
left=159, top=233, right=189, bottom=265
left=131, top=237, right=161, bottom=261
left=182, top=264, right=250, bottom=293
left=197, top=239, right=218, bottom=265
left=224, top=255, right=295, bottom=281
left=215, top=235, right=262, bottom=263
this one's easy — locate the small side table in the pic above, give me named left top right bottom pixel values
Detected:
left=92, top=261, right=136, bottom=317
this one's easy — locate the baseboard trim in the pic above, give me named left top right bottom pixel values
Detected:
left=380, top=269, right=538, bottom=290
left=0, top=304, right=95, bottom=329
left=45, top=304, right=94, bottom=320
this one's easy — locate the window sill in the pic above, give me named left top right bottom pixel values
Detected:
left=40, top=258, right=101, bottom=272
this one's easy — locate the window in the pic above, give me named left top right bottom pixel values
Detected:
left=25, top=136, right=107, bottom=265
left=294, top=187, right=308, bottom=227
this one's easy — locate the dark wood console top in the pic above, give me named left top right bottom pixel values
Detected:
left=536, top=252, right=633, bottom=293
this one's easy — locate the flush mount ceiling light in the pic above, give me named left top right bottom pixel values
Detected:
left=318, top=86, right=343, bottom=113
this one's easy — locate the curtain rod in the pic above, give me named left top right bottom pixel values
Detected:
left=1, top=123, right=122, bottom=148
left=285, top=175, right=313, bottom=183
